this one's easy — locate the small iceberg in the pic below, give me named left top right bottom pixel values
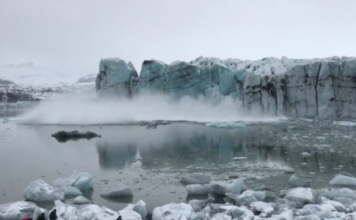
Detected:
left=333, top=121, right=356, bottom=126
left=205, top=121, right=247, bottom=129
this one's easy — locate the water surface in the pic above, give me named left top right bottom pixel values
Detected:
left=1, top=115, right=356, bottom=211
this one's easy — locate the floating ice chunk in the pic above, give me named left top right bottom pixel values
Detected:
left=235, top=191, right=258, bottom=206
left=132, top=200, right=147, bottom=220
left=59, top=186, right=82, bottom=197
left=320, top=199, right=345, bottom=212
left=250, top=201, right=273, bottom=214
left=268, top=209, right=293, bottom=220
left=181, top=174, right=212, bottom=184
left=329, top=175, right=356, bottom=186
left=209, top=181, right=229, bottom=195
left=188, top=200, right=206, bottom=212
left=333, top=121, right=356, bottom=126
left=201, top=206, right=211, bottom=214
left=118, top=209, right=142, bottom=220
left=316, top=188, right=356, bottom=202
left=162, top=213, right=188, bottom=220
left=186, top=184, right=213, bottom=195
left=293, top=215, right=321, bottom=220
left=100, top=182, right=133, bottom=197
left=53, top=200, right=122, bottom=220
left=221, top=206, right=254, bottom=219
left=72, top=196, right=92, bottom=205
left=209, top=178, right=245, bottom=195
left=205, top=122, right=247, bottom=129
left=232, top=157, right=247, bottom=161
left=53, top=171, right=93, bottom=191
left=0, top=201, right=38, bottom=220
left=228, top=178, right=245, bottom=194
left=193, top=212, right=210, bottom=220
left=299, top=204, right=334, bottom=219
left=288, top=175, right=311, bottom=187
left=54, top=200, right=78, bottom=220
left=301, top=152, right=312, bottom=157
left=152, top=203, right=196, bottom=220
left=23, top=179, right=64, bottom=202
left=283, top=187, right=315, bottom=207
left=211, top=213, right=232, bottom=220
left=32, top=205, right=49, bottom=220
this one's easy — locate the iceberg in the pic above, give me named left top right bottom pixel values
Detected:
left=52, top=172, right=93, bottom=192
left=23, top=179, right=64, bottom=202
left=100, top=182, right=133, bottom=197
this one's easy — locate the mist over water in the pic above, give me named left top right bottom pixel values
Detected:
left=20, top=93, right=287, bottom=125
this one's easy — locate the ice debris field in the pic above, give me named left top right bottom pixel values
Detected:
left=3, top=170, right=356, bottom=220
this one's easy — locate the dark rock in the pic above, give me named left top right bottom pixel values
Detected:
left=51, top=131, right=101, bottom=143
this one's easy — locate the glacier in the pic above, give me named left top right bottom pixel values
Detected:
left=96, top=56, right=356, bottom=118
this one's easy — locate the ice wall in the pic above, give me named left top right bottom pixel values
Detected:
left=95, top=58, right=139, bottom=98
left=96, top=56, right=356, bottom=118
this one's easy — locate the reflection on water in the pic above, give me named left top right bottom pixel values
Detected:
left=91, top=124, right=353, bottom=175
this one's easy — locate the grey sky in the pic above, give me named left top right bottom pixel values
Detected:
left=0, top=0, right=355, bottom=77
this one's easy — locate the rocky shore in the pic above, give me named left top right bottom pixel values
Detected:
left=2, top=171, right=356, bottom=220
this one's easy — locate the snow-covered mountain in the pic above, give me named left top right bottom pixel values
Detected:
left=0, top=62, right=75, bottom=86
left=76, top=73, right=96, bottom=84
left=0, top=62, right=96, bottom=101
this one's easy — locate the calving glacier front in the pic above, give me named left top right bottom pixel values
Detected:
left=96, top=56, right=356, bottom=118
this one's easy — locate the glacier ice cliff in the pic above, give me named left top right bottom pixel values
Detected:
left=96, top=56, right=356, bottom=118
left=95, top=58, right=139, bottom=98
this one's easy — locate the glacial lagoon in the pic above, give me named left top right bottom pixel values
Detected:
left=2, top=110, right=356, bottom=212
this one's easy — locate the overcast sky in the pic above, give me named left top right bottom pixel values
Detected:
left=0, top=0, right=355, bottom=77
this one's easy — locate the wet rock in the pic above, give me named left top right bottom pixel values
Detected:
left=51, top=130, right=101, bottom=142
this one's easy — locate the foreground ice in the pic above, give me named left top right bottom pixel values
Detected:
left=152, top=203, right=195, bottom=220
left=23, top=180, right=64, bottom=202
left=52, top=172, right=93, bottom=192
left=0, top=201, right=37, bottom=220
left=123, top=200, right=147, bottom=220
left=5, top=171, right=356, bottom=220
